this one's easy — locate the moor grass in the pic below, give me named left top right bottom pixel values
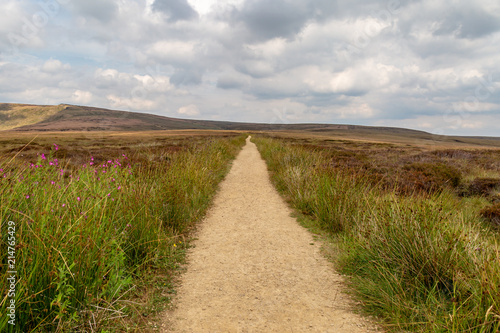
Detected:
left=253, top=134, right=500, bottom=332
left=0, top=131, right=246, bottom=332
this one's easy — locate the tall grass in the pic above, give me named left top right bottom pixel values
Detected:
left=0, top=135, right=245, bottom=332
left=254, top=136, right=500, bottom=332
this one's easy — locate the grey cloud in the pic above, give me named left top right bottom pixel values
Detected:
left=299, top=93, right=351, bottom=108
left=433, top=7, right=500, bottom=39
left=235, top=61, right=276, bottom=79
left=152, top=0, right=199, bottom=22
left=170, top=68, right=204, bottom=86
left=70, top=0, right=118, bottom=23
left=230, top=0, right=337, bottom=41
left=217, top=75, right=248, bottom=90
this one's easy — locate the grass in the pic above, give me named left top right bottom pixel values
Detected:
left=0, top=132, right=246, bottom=332
left=0, top=104, right=64, bottom=131
left=253, top=135, right=500, bottom=332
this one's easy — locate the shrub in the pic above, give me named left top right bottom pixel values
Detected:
left=467, top=178, right=500, bottom=197
left=480, top=203, right=500, bottom=227
left=401, top=162, right=462, bottom=192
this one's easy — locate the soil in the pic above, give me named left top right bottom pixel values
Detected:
left=162, top=136, right=378, bottom=332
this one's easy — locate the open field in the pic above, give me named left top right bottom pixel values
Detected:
left=2, top=103, right=500, bottom=151
left=253, top=133, right=500, bottom=332
left=1, top=123, right=499, bottom=332
left=0, top=130, right=246, bottom=332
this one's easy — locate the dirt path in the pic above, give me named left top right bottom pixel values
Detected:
left=163, top=137, right=377, bottom=332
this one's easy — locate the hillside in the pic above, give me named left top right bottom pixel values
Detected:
left=1, top=103, right=500, bottom=148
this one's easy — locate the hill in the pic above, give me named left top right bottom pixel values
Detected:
left=1, top=103, right=500, bottom=148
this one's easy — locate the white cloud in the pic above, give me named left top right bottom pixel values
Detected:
left=178, top=104, right=200, bottom=116
left=72, top=90, right=93, bottom=104
left=148, top=40, right=196, bottom=63
left=107, top=94, right=157, bottom=111
left=42, top=59, right=71, bottom=73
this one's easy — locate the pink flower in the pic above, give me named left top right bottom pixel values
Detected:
left=62, top=203, right=66, bottom=207
left=41, top=154, right=46, bottom=160
left=53, top=144, right=59, bottom=151
left=26, top=195, right=30, bottom=199
left=77, top=197, right=81, bottom=202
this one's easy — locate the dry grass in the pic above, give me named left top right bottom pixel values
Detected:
left=0, top=104, right=64, bottom=131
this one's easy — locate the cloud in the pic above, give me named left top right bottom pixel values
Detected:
left=42, top=59, right=71, bottom=73
left=233, top=0, right=312, bottom=40
left=178, top=104, right=200, bottom=116
left=72, top=90, right=93, bottom=104
left=152, top=0, right=199, bottom=22
left=1, top=0, right=500, bottom=136
left=217, top=72, right=249, bottom=89
left=148, top=40, right=196, bottom=64
left=69, top=0, right=118, bottom=23
left=170, top=67, right=205, bottom=86
left=433, top=6, right=500, bottom=39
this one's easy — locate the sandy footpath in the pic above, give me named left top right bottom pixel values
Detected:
left=162, top=136, right=377, bottom=332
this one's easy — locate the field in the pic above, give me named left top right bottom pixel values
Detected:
left=253, top=133, right=500, bottom=332
left=0, top=130, right=246, bottom=332
left=1, top=126, right=500, bottom=332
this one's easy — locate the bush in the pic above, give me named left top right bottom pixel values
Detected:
left=401, top=162, right=462, bottom=192
left=467, top=178, right=500, bottom=197
left=480, top=203, right=500, bottom=227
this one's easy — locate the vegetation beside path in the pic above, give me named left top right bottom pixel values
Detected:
left=253, top=135, right=500, bottom=332
left=0, top=133, right=246, bottom=332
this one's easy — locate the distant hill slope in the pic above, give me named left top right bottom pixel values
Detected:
left=0, top=104, right=65, bottom=131
left=0, top=103, right=435, bottom=133
left=1, top=103, right=499, bottom=147
left=1, top=104, right=237, bottom=131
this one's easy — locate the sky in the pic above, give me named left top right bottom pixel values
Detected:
left=1, top=0, right=499, bottom=136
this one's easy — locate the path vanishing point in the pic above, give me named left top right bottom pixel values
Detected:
left=163, top=136, right=377, bottom=332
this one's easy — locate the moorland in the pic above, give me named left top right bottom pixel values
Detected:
left=1, top=103, right=499, bottom=332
